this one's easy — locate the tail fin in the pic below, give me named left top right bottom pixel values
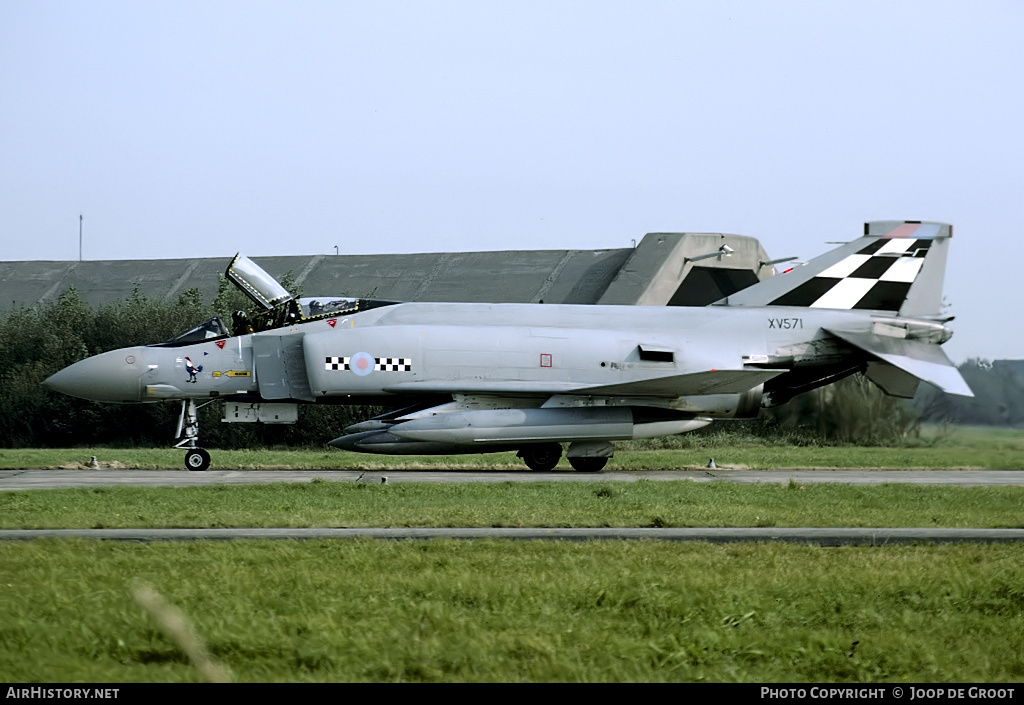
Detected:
left=717, top=221, right=951, bottom=317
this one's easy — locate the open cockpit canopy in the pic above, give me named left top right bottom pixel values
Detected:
left=225, top=253, right=294, bottom=311
left=160, top=253, right=405, bottom=340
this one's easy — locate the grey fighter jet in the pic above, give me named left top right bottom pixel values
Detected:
left=43, top=221, right=972, bottom=472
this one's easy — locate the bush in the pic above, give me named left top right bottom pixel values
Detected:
left=757, top=374, right=920, bottom=445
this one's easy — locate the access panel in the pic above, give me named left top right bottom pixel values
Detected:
left=252, top=334, right=316, bottom=402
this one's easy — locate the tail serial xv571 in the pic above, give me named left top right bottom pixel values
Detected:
left=44, top=221, right=973, bottom=472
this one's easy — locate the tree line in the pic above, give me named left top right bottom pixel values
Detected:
left=915, top=359, right=1024, bottom=427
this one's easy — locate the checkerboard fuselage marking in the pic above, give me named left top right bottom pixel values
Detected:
left=324, top=356, right=412, bottom=372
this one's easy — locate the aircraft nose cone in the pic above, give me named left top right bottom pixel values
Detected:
left=43, top=347, right=147, bottom=403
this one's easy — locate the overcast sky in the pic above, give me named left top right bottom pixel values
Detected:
left=2, top=1, right=1021, bottom=361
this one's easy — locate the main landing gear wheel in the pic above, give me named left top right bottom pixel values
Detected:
left=185, top=448, right=211, bottom=472
left=568, top=456, right=607, bottom=472
left=518, top=443, right=562, bottom=471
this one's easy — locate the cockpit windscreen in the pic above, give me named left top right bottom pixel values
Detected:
left=157, top=317, right=230, bottom=346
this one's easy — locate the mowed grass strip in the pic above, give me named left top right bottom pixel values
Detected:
left=3, top=481, right=1024, bottom=529
left=1, top=426, right=1023, bottom=470
left=2, top=539, right=1023, bottom=682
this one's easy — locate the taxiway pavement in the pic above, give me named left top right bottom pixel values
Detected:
left=3, top=467, right=1024, bottom=491
left=5, top=468, right=1022, bottom=544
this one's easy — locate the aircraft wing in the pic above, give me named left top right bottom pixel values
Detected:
left=572, top=368, right=784, bottom=396
left=382, top=368, right=784, bottom=398
left=382, top=380, right=587, bottom=395
left=825, top=328, right=973, bottom=397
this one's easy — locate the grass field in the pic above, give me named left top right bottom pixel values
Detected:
left=3, top=481, right=1024, bottom=530
left=1, top=425, right=1022, bottom=471
left=2, top=425, right=1023, bottom=682
left=2, top=539, right=1024, bottom=683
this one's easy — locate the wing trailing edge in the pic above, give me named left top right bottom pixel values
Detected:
left=573, top=368, right=784, bottom=396
left=382, top=369, right=784, bottom=398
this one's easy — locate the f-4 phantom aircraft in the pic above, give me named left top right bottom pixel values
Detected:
left=44, top=221, right=972, bottom=472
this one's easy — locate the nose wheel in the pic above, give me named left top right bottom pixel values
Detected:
left=185, top=448, right=211, bottom=472
left=174, top=399, right=215, bottom=471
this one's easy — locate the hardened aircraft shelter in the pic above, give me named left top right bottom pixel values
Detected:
left=0, top=232, right=775, bottom=310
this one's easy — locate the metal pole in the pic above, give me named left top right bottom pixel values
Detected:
left=79, top=214, right=83, bottom=261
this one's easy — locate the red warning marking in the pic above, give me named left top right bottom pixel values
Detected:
left=540, top=353, right=552, bottom=368
left=327, top=319, right=337, bottom=328
left=215, top=341, right=226, bottom=349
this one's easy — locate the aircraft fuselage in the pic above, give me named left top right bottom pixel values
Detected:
left=42, top=223, right=970, bottom=471
left=49, top=300, right=904, bottom=411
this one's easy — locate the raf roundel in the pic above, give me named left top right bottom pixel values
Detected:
left=349, top=351, right=376, bottom=377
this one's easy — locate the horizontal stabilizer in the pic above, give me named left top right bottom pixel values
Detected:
left=826, top=329, right=973, bottom=397
left=863, top=361, right=921, bottom=399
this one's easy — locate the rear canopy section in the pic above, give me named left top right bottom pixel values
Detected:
left=225, top=253, right=295, bottom=311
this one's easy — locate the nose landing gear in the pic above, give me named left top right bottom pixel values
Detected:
left=174, top=399, right=215, bottom=471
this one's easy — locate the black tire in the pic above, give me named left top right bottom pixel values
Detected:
left=185, top=448, right=211, bottom=472
left=519, top=443, right=562, bottom=471
left=568, top=456, right=608, bottom=472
